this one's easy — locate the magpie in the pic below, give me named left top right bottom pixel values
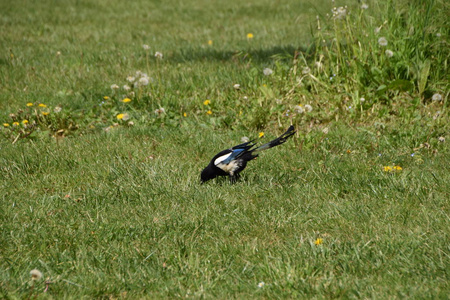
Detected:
left=201, top=125, right=295, bottom=183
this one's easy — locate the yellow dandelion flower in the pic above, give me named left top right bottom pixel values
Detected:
left=117, top=113, right=125, bottom=120
left=247, top=33, right=254, bottom=39
left=103, top=96, right=110, bottom=100
left=38, top=103, right=47, bottom=108
left=3, top=123, right=10, bottom=127
left=26, top=102, right=33, bottom=107
left=263, top=84, right=267, bottom=87
left=22, top=120, right=29, bottom=124
left=208, top=40, right=213, bottom=46
left=383, top=166, right=392, bottom=172
left=13, top=122, right=19, bottom=126
left=259, top=132, right=264, bottom=138
left=393, top=166, right=402, bottom=171
left=203, top=99, right=211, bottom=106
left=42, top=112, right=49, bottom=116
left=206, top=110, right=212, bottom=115
left=121, top=98, right=131, bottom=103
left=183, top=112, right=187, bottom=117
left=314, top=238, right=323, bottom=245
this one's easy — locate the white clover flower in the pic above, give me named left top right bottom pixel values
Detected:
left=54, top=106, right=62, bottom=113
left=257, top=282, right=265, bottom=288
left=30, top=269, right=43, bottom=281
left=142, top=44, right=150, bottom=50
left=127, top=76, right=135, bottom=83
left=263, top=68, right=273, bottom=76
left=241, top=136, right=250, bottom=143
left=304, top=104, right=313, bottom=112
left=378, top=37, right=388, bottom=46
left=155, top=52, right=163, bottom=59
left=139, top=77, right=149, bottom=86
left=385, top=50, right=394, bottom=58
left=302, top=67, right=311, bottom=75
left=432, top=93, right=442, bottom=101
left=361, top=3, right=369, bottom=9
left=233, top=84, right=241, bottom=90
left=123, top=85, right=131, bottom=91
left=294, top=105, right=304, bottom=114
left=110, top=84, right=119, bottom=90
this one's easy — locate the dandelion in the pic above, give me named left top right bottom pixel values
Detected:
left=56, top=51, right=61, bottom=56
left=203, top=99, right=211, bottom=106
left=246, top=33, right=254, bottom=39
left=142, top=44, right=150, bottom=50
left=103, top=96, right=109, bottom=100
left=383, top=166, right=393, bottom=172
left=294, top=105, right=304, bottom=114
left=154, top=52, right=163, bottom=59
left=111, top=84, right=119, bottom=90
left=208, top=40, right=213, bottom=46
left=332, top=6, right=347, bottom=20
left=431, top=93, right=442, bottom=101
left=38, top=103, right=47, bottom=108
left=122, top=113, right=130, bottom=121
left=183, top=112, right=187, bottom=117
left=378, top=37, right=388, bottom=46
left=42, top=112, right=49, bottom=116
left=155, top=108, right=166, bottom=115
left=257, top=282, right=265, bottom=288
left=123, top=85, right=131, bottom=91
left=438, top=136, right=445, bottom=143
left=116, top=113, right=125, bottom=120
left=54, top=106, right=62, bottom=113
left=243, top=96, right=249, bottom=101
left=241, top=136, right=250, bottom=143
left=127, top=76, right=135, bottom=83
left=3, top=123, right=9, bottom=127
left=121, top=98, right=131, bottom=103
left=304, top=104, right=313, bottom=112
left=13, top=122, right=19, bottom=126
left=302, top=67, right=311, bottom=75
left=259, top=132, right=264, bottom=138
left=233, top=84, right=241, bottom=90
left=393, top=166, right=402, bottom=171
left=385, top=49, right=394, bottom=58
left=360, top=97, right=365, bottom=102
left=206, top=110, right=212, bottom=115
left=361, top=3, right=369, bottom=9
left=30, top=269, right=43, bottom=281
left=22, top=120, right=29, bottom=124
left=26, top=102, right=33, bottom=107
left=263, top=68, right=273, bottom=76
left=314, top=238, right=323, bottom=245
left=322, top=127, right=329, bottom=134
left=139, top=77, right=149, bottom=86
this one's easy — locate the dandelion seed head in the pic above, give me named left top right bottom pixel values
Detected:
left=111, top=84, right=119, bottom=90
left=432, top=93, right=442, bottom=101
left=139, top=77, right=149, bottom=86
left=127, top=76, right=135, bottom=83
left=263, top=68, right=273, bottom=76
left=123, top=85, right=131, bottom=91
left=360, top=97, right=365, bottom=102
left=54, top=106, right=62, bottom=113
left=142, top=44, right=150, bottom=50
left=233, top=84, right=241, bottom=90
left=385, top=49, right=394, bottom=58
left=304, top=104, right=313, bottom=112
left=378, top=37, right=388, bottom=46
left=294, top=105, right=304, bottom=114
left=257, top=282, right=265, bottom=288
left=361, top=3, right=369, bottom=9
left=241, top=136, right=250, bottom=143
left=30, top=269, right=43, bottom=281
left=438, top=136, right=445, bottom=143
left=154, top=52, right=163, bottom=59
left=155, top=108, right=166, bottom=115
left=302, top=67, right=311, bottom=75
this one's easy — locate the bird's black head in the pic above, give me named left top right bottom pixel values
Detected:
left=200, top=166, right=217, bottom=183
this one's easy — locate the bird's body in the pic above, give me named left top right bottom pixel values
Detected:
left=201, top=125, right=295, bottom=183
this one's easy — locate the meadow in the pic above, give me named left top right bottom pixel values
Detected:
left=1, top=0, right=449, bottom=298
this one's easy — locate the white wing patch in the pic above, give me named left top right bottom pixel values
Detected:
left=214, top=153, right=232, bottom=166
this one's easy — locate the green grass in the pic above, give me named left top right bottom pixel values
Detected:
left=1, top=0, right=449, bottom=298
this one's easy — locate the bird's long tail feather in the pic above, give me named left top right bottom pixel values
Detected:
left=253, top=125, right=295, bottom=153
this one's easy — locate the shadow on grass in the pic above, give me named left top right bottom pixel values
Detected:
left=172, top=44, right=313, bottom=64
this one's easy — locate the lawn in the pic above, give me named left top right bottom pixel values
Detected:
left=0, top=0, right=448, bottom=298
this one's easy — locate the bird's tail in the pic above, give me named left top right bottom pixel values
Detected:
left=252, top=125, right=295, bottom=153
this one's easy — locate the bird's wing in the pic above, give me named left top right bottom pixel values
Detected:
left=214, top=148, right=245, bottom=166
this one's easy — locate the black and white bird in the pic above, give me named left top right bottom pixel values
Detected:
left=200, top=125, right=295, bottom=183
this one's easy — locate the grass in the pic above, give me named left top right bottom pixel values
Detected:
left=1, top=0, right=449, bottom=298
